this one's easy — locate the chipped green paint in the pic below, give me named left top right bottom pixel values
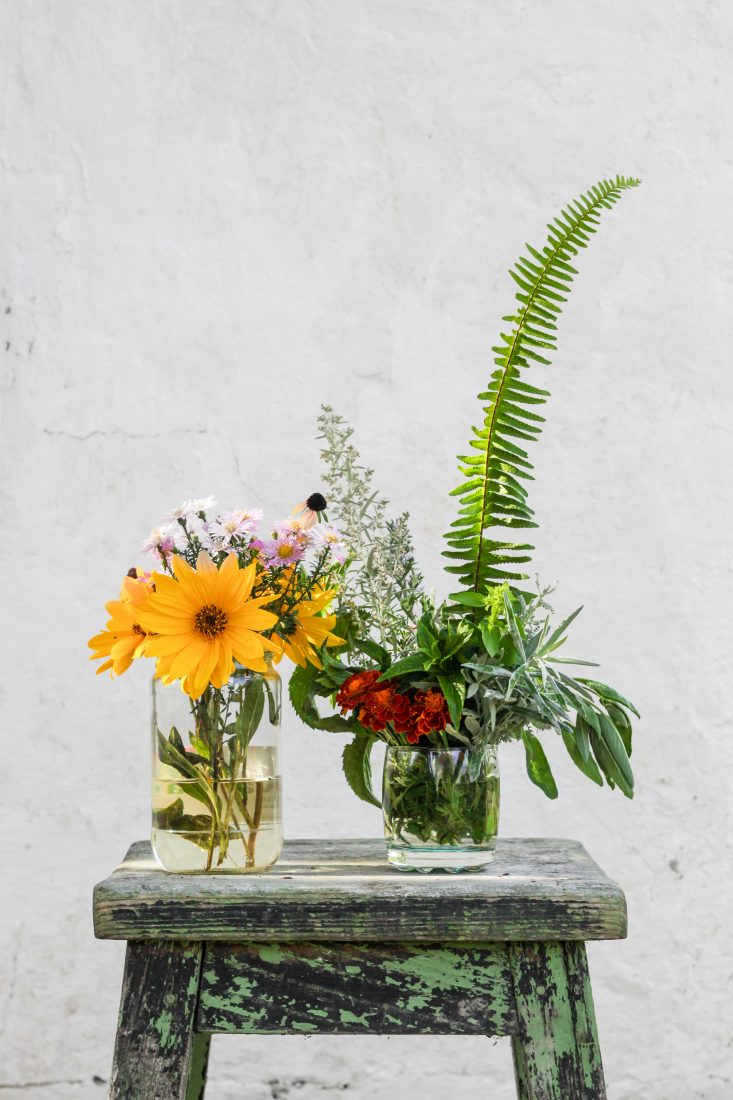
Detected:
left=153, top=1009, right=173, bottom=1046
left=197, top=941, right=517, bottom=1036
left=109, top=942, right=203, bottom=1099
left=338, top=1008, right=370, bottom=1027
left=184, top=1033, right=210, bottom=1100
left=258, top=944, right=287, bottom=965
left=510, top=942, right=606, bottom=1098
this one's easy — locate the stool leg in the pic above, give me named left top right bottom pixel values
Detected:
left=109, top=941, right=203, bottom=1100
left=509, top=942, right=606, bottom=1100
left=511, top=1034, right=531, bottom=1099
left=564, top=943, right=605, bottom=1094
left=185, top=1033, right=211, bottom=1100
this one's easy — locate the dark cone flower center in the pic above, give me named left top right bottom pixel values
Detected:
left=306, top=492, right=327, bottom=512
left=195, top=604, right=229, bottom=638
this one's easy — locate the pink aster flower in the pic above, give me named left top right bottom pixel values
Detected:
left=259, top=532, right=306, bottom=567
left=274, top=519, right=312, bottom=548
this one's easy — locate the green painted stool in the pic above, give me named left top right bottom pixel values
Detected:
left=93, top=837, right=626, bottom=1100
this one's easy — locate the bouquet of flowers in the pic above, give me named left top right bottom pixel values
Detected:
left=89, top=494, right=346, bottom=871
left=289, top=177, right=641, bottom=869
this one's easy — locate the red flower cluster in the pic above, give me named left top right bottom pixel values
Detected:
left=336, top=671, right=450, bottom=744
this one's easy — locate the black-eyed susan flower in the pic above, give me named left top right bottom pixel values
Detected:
left=138, top=551, right=278, bottom=698
left=272, top=585, right=344, bottom=669
left=88, top=574, right=152, bottom=676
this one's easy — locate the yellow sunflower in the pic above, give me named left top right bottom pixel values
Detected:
left=138, top=551, right=277, bottom=698
left=274, top=585, right=344, bottom=669
left=88, top=575, right=151, bottom=677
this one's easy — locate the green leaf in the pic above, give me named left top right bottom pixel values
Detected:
left=589, top=728, right=633, bottom=798
left=235, top=677, right=265, bottom=745
left=441, top=176, right=640, bottom=593
left=416, top=617, right=439, bottom=655
left=598, top=713, right=634, bottom=792
left=288, top=663, right=320, bottom=722
left=481, top=622, right=501, bottom=657
left=522, top=730, right=559, bottom=799
left=575, top=714, right=591, bottom=762
left=562, top=723, right=603, bottom=787
left=606, top=701, right=633, bottom=757
left=437, top=674, right=466, bottom=729
left=289, top=664, right=358, bottom=732
left=155, top=730, right=222, bottom=823
left=342, top=731, right=380, bottom=807
left=379, top=653, right=427, bottom=681
left=450, top=592, right=486, bottom=607
left=314, top=714, right=362, bottom=732
left=541, top=606, right=584, bottom=654
left=579, top=679, right=640, bottom=718
left=355, top=638, right=391, bottom=668
left=152, top=798, right=213, bottom=850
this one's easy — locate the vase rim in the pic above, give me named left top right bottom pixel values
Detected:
left=386, top=742, right=496, bottom=753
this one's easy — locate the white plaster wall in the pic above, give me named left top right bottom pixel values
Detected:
left=2, top=1, right=731, bottom=1096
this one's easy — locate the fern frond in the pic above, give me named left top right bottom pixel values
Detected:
left=444, top=175, right=640, bottom=593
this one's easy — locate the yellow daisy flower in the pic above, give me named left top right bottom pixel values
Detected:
left=274, top=585, right=344, bottom=669
left=88, top=575, right=151, bottom=677
left=138, top=551, right=277, bottom=698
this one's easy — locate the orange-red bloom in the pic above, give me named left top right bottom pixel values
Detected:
left=336, top=671, right=450, bottom=743
left=409, top=689, right=450, bottom=742
left=336, top=670, right=381, bottom=714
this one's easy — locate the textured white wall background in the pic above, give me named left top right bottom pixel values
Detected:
left=2, top=1, right=732, bottom=1097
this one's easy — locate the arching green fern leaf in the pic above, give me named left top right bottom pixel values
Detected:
left=444, top=175, right=640, bottom=594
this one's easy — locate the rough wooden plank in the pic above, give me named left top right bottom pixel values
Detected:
left=184, top=1033, right=210, bottom=1100
left=93, top=838, right=626, bottom=943
left=196, top=941, right=517, bottom=1036
left=509, top=942, right=606, bottom=1099
left=109, top=941, right=203, bottom=1100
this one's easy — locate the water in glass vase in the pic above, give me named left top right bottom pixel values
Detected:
left=383, top=745, right=500, bottom=873
left=152, top=774, right=282, bottom=873
left=151, top=664, right=284, bottom=874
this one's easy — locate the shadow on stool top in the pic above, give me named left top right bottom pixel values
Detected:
left=93, top=837, right=626, bottom=944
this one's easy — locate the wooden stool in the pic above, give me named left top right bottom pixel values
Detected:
left=93, top=838, right=626, bottom=1100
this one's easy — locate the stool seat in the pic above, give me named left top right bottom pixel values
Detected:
left=94, top=836, right=626, bottom=943
left=93, top=838, right=626, bottom=1099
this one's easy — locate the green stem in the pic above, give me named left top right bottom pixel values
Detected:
left=245, top=781, right=265, bottom=869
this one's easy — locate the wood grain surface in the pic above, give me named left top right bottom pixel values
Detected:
left=93, top=837, right=626, bottom=943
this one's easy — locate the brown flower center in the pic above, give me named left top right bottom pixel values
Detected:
left=195, top=604, right=228, bottom=638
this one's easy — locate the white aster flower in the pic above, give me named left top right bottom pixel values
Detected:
left=166, top=496, right=217, bottom=521
left=141, top=522, right=179, bottom=559
left=209, top=508, right=263, bottom=540
left=178, top=513, right=212, bottom=549
left=311, top=525, right=348, bottom=564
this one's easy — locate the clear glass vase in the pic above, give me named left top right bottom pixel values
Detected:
left=151, top=662, right=283, bottom=873
left=382, top=745, right=500, bottom=873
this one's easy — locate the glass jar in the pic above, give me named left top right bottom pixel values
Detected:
left=382, top=745, right=499, bottom=873
left=151, top=662, right=282, bottom=873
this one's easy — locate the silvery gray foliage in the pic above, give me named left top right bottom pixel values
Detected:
left=317, top=405, right=427, bottom=657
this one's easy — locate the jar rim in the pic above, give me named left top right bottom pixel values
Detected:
left=387, top=742, right=495, bottom=753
